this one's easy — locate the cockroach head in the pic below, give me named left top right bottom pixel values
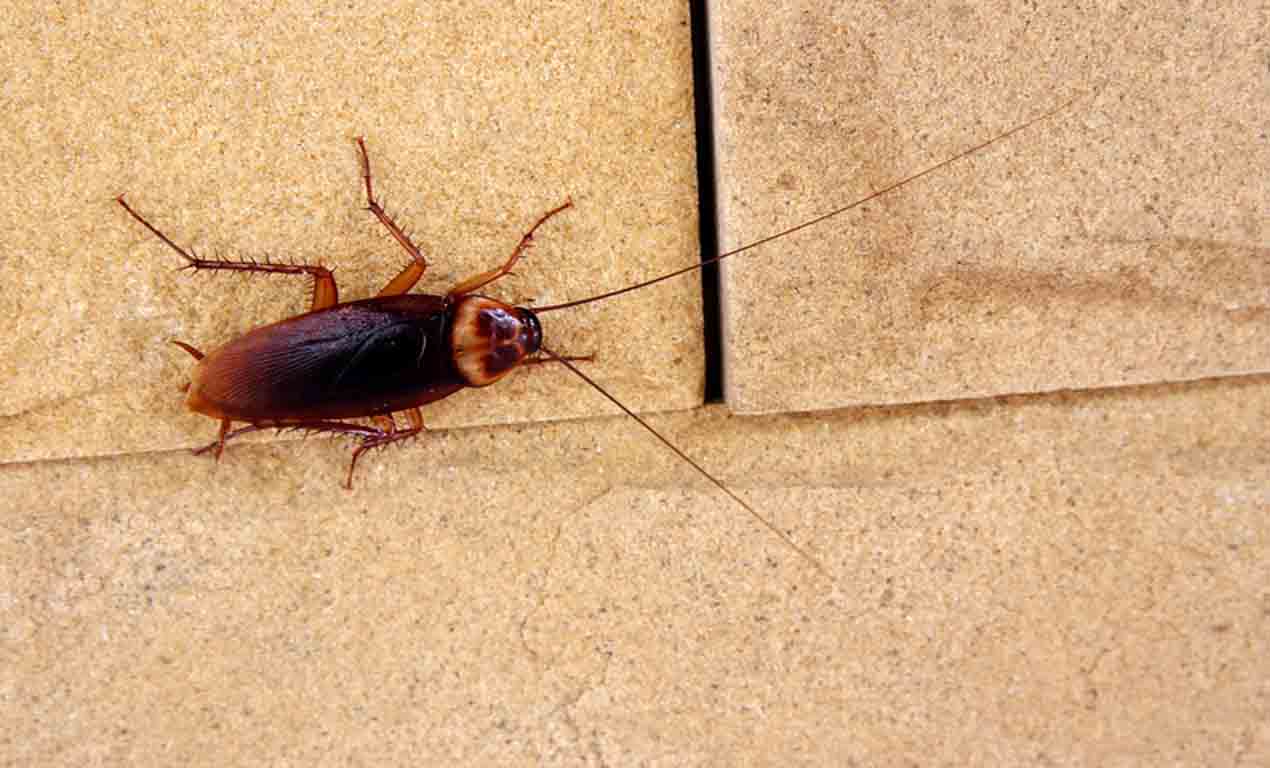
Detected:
left=449, top=296, right=542, bottom=387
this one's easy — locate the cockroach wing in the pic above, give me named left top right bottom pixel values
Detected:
left=187, top=295, right=466, bottom=422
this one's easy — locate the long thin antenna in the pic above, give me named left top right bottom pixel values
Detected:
left=532, top=95, right=1078, bottom=314
left=540, top=346, right=829, bottom=577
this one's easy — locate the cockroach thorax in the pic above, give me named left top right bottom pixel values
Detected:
left=450, top=296, right=542, bottom=387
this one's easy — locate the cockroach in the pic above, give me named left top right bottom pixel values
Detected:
left=117, top=103, right=1070, bottom=574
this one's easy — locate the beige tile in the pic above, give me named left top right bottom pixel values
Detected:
left=4, top=377, right=1267, bottom=764
left=0, top=1, right=701, bottom=464
left=710, top=0, right=1269, bottom=412
left=4, top=3, right=1267, bottom=764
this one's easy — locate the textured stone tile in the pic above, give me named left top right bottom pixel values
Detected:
left=710, top=1, right=1268, bottom=412
left=0, top=1, right=701, bottom=463
left=3, top=377, right=1267, bottom=765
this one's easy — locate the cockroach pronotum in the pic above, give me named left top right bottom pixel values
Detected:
left=117, top=101, right=1071, bottom=574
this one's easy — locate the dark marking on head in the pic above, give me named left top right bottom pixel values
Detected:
left=450, top=297, right=543, bottom=386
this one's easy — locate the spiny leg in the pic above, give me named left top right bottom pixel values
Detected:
left=346, top=407, right=426, bottom=489
left=354, top=138, right=430, bottom=296
left=192, top=420, right=384, bottom=457
left=116, top=195, right=339, bottom=311
left=185, top=410, right=426, bottom=489
left=448, top=198, right=573, bottom=298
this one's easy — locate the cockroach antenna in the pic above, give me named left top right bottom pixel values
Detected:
left=540, top=346, right=830, bottom=576
left=530, top=95, right=1080, bottom=315
left=528, top=95, right=1082, bottom=576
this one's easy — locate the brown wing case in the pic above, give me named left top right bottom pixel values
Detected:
left=187, top=295, right=465, bottom=421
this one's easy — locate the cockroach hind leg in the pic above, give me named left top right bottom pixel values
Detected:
left=171, top=339, right=205, bottom=361
left=118, top=196, right=340, bottom=312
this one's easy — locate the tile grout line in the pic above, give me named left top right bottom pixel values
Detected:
left=689, top=0, right=724, bottom=404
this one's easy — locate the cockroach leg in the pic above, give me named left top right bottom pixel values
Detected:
left=403, top=407, right=424, bottom=432
left=171, top=340, right=205, bottom=360
left=193, top=423, right=256, bottom=456
left=310, top=271, right=339, bottom=310
left=180, top=398, right=424, bottom=485
left=346, top=407, right=426, bottom=489
left=447, top=198, right=573, bottom=298
left=115, top=195, right=340, bottom=311
left=354, top=137, right=430, bottom=297
left=209, top=418, right=232, bottom=460
left=193, top=420, right=382, bottom=453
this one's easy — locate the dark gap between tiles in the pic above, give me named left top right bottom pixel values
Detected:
left=689, top=0, right=723, bottom=404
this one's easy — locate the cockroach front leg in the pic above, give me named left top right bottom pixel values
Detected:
left=194, top=418, right=234, bottom=460
left=346, top=408, right=426, bottom=489
left=354, top=138, right=430, bottom=297
left=115, top=196, right=340, bottom=311
left=448, top=198, right=573, bottom=298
